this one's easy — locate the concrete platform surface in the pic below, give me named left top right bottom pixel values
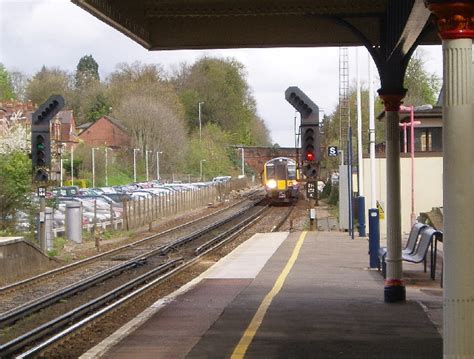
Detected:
left=84, top=231, right=442, bottom=359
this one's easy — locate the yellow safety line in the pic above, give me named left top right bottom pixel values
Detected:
left=230, top=231, right=308, bottom=359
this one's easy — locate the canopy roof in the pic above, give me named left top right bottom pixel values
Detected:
left=71, top=0, right=439, bottom=50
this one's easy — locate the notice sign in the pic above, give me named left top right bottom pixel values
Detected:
left=37, top=187, right=46, bottom=197
left=328, top=146, right=338, bottom=157
left=377, top=200, right=385, bottom=220
left=306, top=181, right=317, bottom=199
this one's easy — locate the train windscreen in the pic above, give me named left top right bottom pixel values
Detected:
left=288, top=164, right=296, bottom=180
left=275, top=163, right=287, bottom=179
left=266, top=164, right=275, bottom=179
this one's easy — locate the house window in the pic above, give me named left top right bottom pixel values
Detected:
left=403, top=127, right=443, bottom=152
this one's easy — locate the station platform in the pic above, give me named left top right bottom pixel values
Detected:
left=82, top=231, right=442, bottom=359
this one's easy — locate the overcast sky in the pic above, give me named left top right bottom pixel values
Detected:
left=0, top=0, right=443, bottom=147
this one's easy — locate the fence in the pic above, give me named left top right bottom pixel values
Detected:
left=123, top=180, right=246, bottom=230
left=51, top=178, right=249, bottom=238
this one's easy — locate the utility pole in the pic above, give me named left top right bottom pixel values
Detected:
left=133, top=148, right=140, bottom=182
left=156, top=151, right=163, bottom=180
left=92, top=147, right=97, bottom=188
left=105, top=147, right=109, bottom=187
left=241, top=147, right=245, bottom=177
left=198, top=102, right=204, bottom=143
left=71, top=146, right=74, bottom=186
left=145, top=149, right=152, bottom=181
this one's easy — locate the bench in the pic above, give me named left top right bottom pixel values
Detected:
left=378, top=222, right=428, bottom=273
left=381, top=227, right=442, bottom=280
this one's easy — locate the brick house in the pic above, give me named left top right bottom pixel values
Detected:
left=77, top=115, right=130, bottom=149
left=52, top=110, right=78, bottom=149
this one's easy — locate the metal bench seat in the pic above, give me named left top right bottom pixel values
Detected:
left=381, top=227, right=442, bottom=280
left=378, top=222, right=428, bottom=262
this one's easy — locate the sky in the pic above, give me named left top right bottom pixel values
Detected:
left=0, top=0, right=443, bottom=147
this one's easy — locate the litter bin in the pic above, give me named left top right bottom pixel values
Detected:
left=66, top=202, right=82, bottom=244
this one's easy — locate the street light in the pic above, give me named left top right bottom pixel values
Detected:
left=71, top=146, right=74, bottom=186
left=133, top=148, right=140, bottom=183
left=145, top=149, right=152, bottom=181
left=92, top=147, right=99, bottom=188
left=104, top=147, right=111, bottom=187
left=200, top=159, right=206, bottom=181
left=156, top=151, right=163, bottom=181
left=241, top=147, right=245, bottom=177
left=198, top=101, right=204, bottom=143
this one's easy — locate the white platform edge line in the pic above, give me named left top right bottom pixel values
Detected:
left=80, top=232, right=288, bottom=358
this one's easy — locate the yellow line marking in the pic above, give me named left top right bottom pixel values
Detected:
left=230, top=231, right=308, bottom=359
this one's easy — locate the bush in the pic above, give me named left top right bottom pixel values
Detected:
left=328, top=184, right=339, bottom=205
left=320, top=180, right=332, bottom=199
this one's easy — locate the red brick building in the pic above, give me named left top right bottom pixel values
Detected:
left=52, top=110, right=78, bottom=149
left=77, top=116, right=130, bottom=149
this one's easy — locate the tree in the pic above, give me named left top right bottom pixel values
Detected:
left=70, top=55, right=110, bottom=124
left=9, top=70, right=29, bottom=102
left=0, top=151, right=31, bottom=231
left=85, top=93, right=110, bottom=122
left=0, top=63, right=16, bottom=101
left=171, top=56, right=271, bottom=146
left=0, top=123, right=30, bottom=155
left=185, top=123, right=237, bottom=178
left=403, top=50, right=441, bottom=106
left=25, top=66, right=72, bottom=106
left=75, top=55, right=100, bottom=88
left=323, top=84, right=385, bottom=177
left=113, top=93, right=188, bottom=175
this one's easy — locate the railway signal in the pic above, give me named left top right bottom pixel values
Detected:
left=31, top=95, right=65, bottom=182
left=285, top=87, right=321, bottom=170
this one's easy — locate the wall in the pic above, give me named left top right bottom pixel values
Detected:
left=240, top=147, right=298, bottom=177
left=0, top=237, right=57, bottom=285
left=78, top=117, right=130, bottom=148
left=361, top=155, right=443, bottom=236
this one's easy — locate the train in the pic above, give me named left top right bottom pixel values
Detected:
left=262, top=157, right=300, bottom=204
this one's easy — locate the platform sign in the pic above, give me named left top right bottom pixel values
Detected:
left=328, top=146, right=338, bottom=157
left=376, top=200, right=385, bottom=220
left=37, top=186, right=46, bottom=197
left=306, top=181, right=317, bottom=199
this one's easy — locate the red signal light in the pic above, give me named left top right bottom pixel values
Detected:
left=305, top=151, right=315, bottom=161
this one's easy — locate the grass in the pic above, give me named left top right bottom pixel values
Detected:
left=47, top=236, right=68, bottom=257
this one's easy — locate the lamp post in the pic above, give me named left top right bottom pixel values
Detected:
left=133, top=148, right=140, bottom=183
left=198, top=102, right=204, bottom=143
left=92, top=147, right=99, bottom=188
left=399, top=105, right=421, bottom=226
left=241, top=147, right=245, bottom=177
left=156, top=151, right=163, bottom=180
left=71, top=146, right=74, bottom=186
left=200, top=159, right=206, bottom=181
left=104, top=147, right=108, bottom=186
left=145, top=149, right=152, bottom=181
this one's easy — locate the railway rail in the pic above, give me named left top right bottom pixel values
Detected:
left=0, top=195, right=294, bottom=357
left=0, top=191, right=262, bottom=314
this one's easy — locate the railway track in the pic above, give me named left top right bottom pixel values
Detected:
left=0, top=201, right=294, bottom=358
left=0, top=192, right=262, bottom=313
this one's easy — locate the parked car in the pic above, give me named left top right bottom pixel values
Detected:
left=212, top=176, right=231, bottom=183
left=52, top=186, right=80, bottom=198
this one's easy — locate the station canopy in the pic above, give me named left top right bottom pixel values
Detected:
left=71, top=0, right=440, bottom=50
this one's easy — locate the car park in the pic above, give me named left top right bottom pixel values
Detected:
left=212, top=176, right=231, bottom=183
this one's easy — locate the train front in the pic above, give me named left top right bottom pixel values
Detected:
left=264, top=158, right=299, bottom=203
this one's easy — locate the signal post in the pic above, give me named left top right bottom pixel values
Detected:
left=285, top=87, right=321, bottom=231
left=31, top=95, right=65, bottom=250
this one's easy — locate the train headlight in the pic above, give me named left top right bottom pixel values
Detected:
left=266, top=179, right=277, bottom=189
